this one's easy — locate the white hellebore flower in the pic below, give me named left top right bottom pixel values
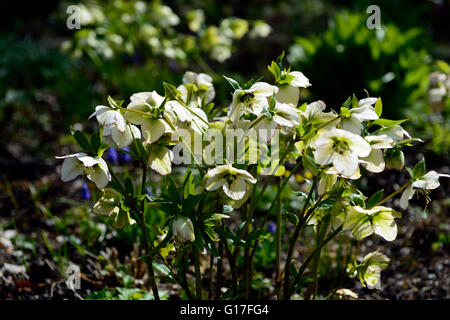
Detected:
left=276, top=71, right=311, bottom=106
left=228, top=82, right=278, bottom=123
left=360, top=134, right=394, bottom=173
left=56, top=152, right=111, bottom=189
left=359, top=251, right=390, bottom=290
left=340, top=98, right=379, bottom=134
left=125, top=91, right=174, bottom=144
left=180, top=71, right=215, bottom=105
left=172, top=216, right=195, bottom=243
left=204, top=164, right=257, bottom=200
left=300, top=100, right=337, bottom=127
left=400, top=171, right=450, bottom=209
left=255, top=101, right=300, bottom=142
left=90, top=105, right=141, bottom=148
left=312, top=128, right=371, bottom=178
left=343, top=206, right=401, bottom=241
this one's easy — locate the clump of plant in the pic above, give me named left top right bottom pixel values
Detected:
left=56, top=53, right=448, bottom=300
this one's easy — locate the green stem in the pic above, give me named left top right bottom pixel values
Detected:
left=283, top=175, right=320, bottom=299
left=287, top=225, right=343, bottom=298
left=275, top=178, right=282, bottom=299
left=375, top=181, right=411, bottom=207
left=193, top=246, right=203, bottom=300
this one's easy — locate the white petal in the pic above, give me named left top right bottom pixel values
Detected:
left=223, top=178, right=247, bottom=200
left=87, top=158, right=110, bottom=189
left=60, top=157, right=83, bottom=182
left=313, top=140, right=334, bottom=165
left=250, top=82, right=279, bottom=96
left=141, top=118, right=166, bottom=143
left=412, top=171, right=441, bottom=190
left=149, top=145, right=173, bottom=175
left=399, top=185, right=414, bottom=209
left=276, top=85, right=300, bottom=105
left=362, top=149, right=385, bottom=173
left=351, top=105, right=378, bottom=120
left=334, top=152, right=359, bottom=178
left=349, top=134, right=371, bottom=157
left=341, top=116, right=362, bottom=134
left=289, top=71, right=311, bottom=88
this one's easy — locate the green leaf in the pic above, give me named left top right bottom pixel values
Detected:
left=163, top=82, right=180, bottom=100
left=192, top=225, right=204, bottom=251
left=222, top=75, right=241, bottom=90
left=374, top=98, right=383, bottom=117
left=436, top=60, right=450, bottom=73
left=413, top=158, right=426, bottom=178
left=72, top=130, right=91, bottom=152
left=371, top=118, right=407, bottom=127
left=341, top=96, right=352, bottom=109
left=284, top=212, right=299, bottom=225
left=152, top=261, right=171, bottom=277
left=125, top=177, right=134, bottom=196
left=366, top=189, right=383, bottom=208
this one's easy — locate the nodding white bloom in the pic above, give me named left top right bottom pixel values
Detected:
left=300, top=100, right=337, bottom=128
left=125, top=91, right=174, bottom=144
left=93, top=188, right=136, bottom=229
left=56, top=153, right=111, bottom=189
left=172, top=216, right=195, bottom=243
left=311, top=128, right=371, bottom=178
left=360, top=134, right=394, bottom=173
left=254, top=101, right=300, bottom=142
left=93, top=188, right=121, bottom=217
left=90, top=105, right=141, bottom=148
left=358, top=251, right=390, bottom=290
left=179, top=71, right=215, bottom=105
left=149, top=144, right=174, bottom=176
left=378, top=124, right=412, bottom=142
left=343, top=206, right=401, bottom=241
left=340, top=98, right=379, bottom=134
left=276, top=71, right=311, bottom=106
left=204, top=164, right=257, bottom=200
left=228, top=82, right=279, bottom=123
left=400, top=171, right=450, bottom=209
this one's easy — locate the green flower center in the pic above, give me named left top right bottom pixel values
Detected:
left=225, top=174, right=236, bottom=185
left=240, top=92, right=255, bottom=104
left=332, top=137, right=350, bottom=155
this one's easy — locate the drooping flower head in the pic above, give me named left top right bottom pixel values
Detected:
left=56, top=152, right=111, bottom=189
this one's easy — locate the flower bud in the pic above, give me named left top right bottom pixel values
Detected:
left=172, top=216, right=195, bottom=243
left=385, top=149, right=404, bottom=170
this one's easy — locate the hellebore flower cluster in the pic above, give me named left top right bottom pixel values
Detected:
left=56, top=55, right=448, bottom=298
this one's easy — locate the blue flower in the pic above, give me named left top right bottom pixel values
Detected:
left=119, top=146, right=132, bottom=163
left=81, top=183, right=91, bottom=200
left=267, top=222, right=276, bottom=234
left=106, top=147, right=119, bottom=164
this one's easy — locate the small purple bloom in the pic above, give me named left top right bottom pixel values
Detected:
left=145, top=186, right=154, bottom=197
left=119, top=146, right=132, bottom=163
left=81, top=183, right=91, bottom=200
left=267, top=222, right=276, bottom=234
left=106, top=147, right=119, bottom=164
